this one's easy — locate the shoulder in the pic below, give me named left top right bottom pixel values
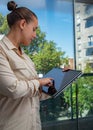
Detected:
left=0, top=38, right=8, bottom=58
left=0, top=40, right=4, bottom=52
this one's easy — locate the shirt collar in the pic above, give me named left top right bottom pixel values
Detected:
left=2, top=36, right=17, bottom=50
left=2, top=35, right=25, bottom=55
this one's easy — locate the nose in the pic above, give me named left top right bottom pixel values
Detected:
left=33, top=32, right=36, bottom=39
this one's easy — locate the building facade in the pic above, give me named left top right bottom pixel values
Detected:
left=75, top=2, right=93, bottom=71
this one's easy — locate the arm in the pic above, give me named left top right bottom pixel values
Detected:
left=0, top=49, right=40, bottom=99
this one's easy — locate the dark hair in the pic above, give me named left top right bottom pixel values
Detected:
left=7, top=1, right=38, bottom=28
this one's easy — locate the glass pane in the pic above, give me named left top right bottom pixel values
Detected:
left=74, top=0, right=93, bottom=72
left=0, top=1, right=76, bottom=130
left=40, top=89, right=72, bottom=123
left=74, top=74, right=93, bottom=130
left=78, top=75, right=93, bottom=118
left=75, top=1, right=93, bottom=129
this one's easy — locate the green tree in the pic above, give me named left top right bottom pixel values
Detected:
left=0, top=14, right=9, bottom=34
left=63, top=64, right=93, bottom=118
left=0, top=14, right=4, bottom=26
left=31, top=41, right=67, bottom=74
left=84, top=63, right=93, bottom=73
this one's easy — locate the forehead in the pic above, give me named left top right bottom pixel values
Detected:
left=33, top=17, right=38, bottom=25
left=30, top=17, right=38, bottom=28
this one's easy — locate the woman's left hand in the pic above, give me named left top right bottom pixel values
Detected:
left=62, top=65, right=71, bottom=72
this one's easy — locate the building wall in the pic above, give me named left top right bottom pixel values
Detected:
left=68, top=58, right=74, bottom=69
left=75, top=3, right=93, bottom=71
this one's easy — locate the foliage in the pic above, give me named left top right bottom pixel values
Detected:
left=31, top=41, right=66, bottom=74
left=63, top=71, right=93, bottom=118
left=40, top=92, right=70, bottom=122
left=84, top=63, right=93, bottom=73
left=0, top=14, right=4, bottom=26
left=0, top=14, right=9, bottom=34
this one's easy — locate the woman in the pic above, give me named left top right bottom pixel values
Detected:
left=0, top=1, right=53, bottom=130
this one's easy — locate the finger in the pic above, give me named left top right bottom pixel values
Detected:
left=48, top=80, right=54, bottom=87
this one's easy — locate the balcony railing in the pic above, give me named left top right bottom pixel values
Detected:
left=40, top=73, right=93, bottom=130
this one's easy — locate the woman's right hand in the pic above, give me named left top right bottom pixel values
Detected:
left=38, top=78, right=53, bottom=87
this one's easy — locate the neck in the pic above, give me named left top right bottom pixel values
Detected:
left=6, top=30, right=20, bottom=49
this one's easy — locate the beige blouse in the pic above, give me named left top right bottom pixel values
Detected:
left=0, top=36, right=50, bottom=130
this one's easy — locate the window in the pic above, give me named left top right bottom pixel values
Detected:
left=85, top=17, right=93, bottom=28
left=77, top=38, right=81, bottom=44
left=86, top=48, right=93, bottom=56
left=88, top=35, right=93, bottom=46
left=77, top=24, right=81, bottom=32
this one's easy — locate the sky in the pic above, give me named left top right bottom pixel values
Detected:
left=0, top=0, right=74, bottom=58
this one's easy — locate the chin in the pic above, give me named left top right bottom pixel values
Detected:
left=25, top=43, right=30, bottom=46
left=23, top=42, right=31, bottom=46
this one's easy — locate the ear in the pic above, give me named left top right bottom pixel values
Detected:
left=19, top=19, right=26, bottom=30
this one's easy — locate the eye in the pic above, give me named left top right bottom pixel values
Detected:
left=33, top=27, right=38, bottom=32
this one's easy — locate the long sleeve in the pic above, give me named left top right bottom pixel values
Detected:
left=0, top=49, right=40, bottom=99
left=0, top=36, right=42, bottom=130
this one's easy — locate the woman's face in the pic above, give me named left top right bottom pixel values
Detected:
left=20, top=17, right=38, bottom=46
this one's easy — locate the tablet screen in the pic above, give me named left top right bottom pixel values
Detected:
left=42, top=68, right=82, bottom=98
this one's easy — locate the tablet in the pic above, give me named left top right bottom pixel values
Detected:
left=42, top=68, right=82, bottom=98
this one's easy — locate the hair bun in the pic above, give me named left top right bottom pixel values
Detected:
left=7, top=1, right=18, bottom=11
